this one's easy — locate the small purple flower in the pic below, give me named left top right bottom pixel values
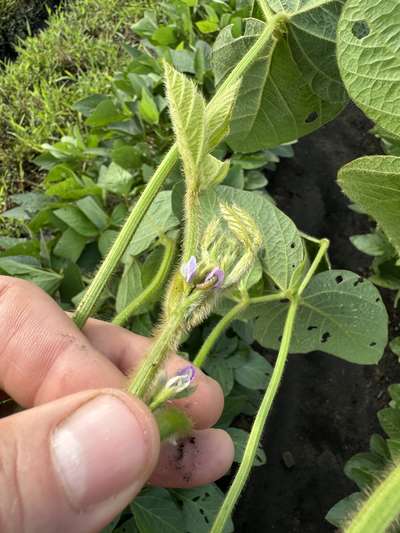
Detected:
left=180, top=256, right=197, bottom=283
left=166, top=365, right=196, bottom=394
left=205, top=267, right=225, bottom=289
left=176, top=365, right=196, bottom=382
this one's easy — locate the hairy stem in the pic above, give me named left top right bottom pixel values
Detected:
left=345, top=463, right=400, bottom=533
left=73, top=145, right=178, bottom=328
left=112, top=236, right=177, bottom=327
left=210, top=239, right=330, bottom=532
left=211, top=299, right=299, bottom=533
left=183, top=185, right=200, bottom=262
left=194, top=298, right=250, bottom=368
left=128, top=309, right=184, bottom=398
left=72, top=15, right=283, bottom=328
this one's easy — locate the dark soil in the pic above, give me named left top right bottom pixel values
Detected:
left=234, top=104, right=400, bottom=532
left=0, top=0, right=63, bottom=62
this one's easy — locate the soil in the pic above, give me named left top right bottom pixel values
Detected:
left=234, top=104, right=400, bottom=532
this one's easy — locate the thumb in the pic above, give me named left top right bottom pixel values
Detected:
left=0, top=389, right=160, bottom=533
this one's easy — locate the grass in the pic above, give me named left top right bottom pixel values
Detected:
left=0, top=1, right=61, bottom=58
left=0, top=0, right=152, bottom=216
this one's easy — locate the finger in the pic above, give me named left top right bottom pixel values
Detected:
left=149, top=429, right=234, bottom=488
left=0, top=389, right=159, bottom=533
left=0, top=276, right=126, bottom=406
left=82, top=318, right=224, bottom=429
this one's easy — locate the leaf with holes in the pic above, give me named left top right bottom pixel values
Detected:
left=337, top=0, right=400, bottom=136
left=254, top=270, right=388, bottom=364
left=173, top=485, right=234, bottom=533
left=212, top=10, right=345, bottom=152
left=199, top=186, right=303, bottom=290
left=338, top=156, right=400, bottom=257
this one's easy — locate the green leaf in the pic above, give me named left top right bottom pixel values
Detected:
left=196, top=20, right=219, bottom=33
left=199, top=186, right=303, bottom=290
left=390, top=337, right=400, bottom=358
left=337, top=0, right=400, bottom=136
left=164, top=63, right=206, bottom=179
left=232, top=349, right=272, bottom=390
left=212, top=17, right=343, bottom=152
left=116, top=259, right=143, bottom=314
left=53, top=206, right=98, bottom=238
left=152, top=26, right=177, bottom=46
left=53, top=229, right=87, bottom=262
left=76, top=197, right=109, bottom=230
left=139, top=88, right=160, bottom=125
left=344, top=452, right=385, bottom=489
left=113, top=518, right=138, bottom=533
left=98, top=163, right=134, bottom=195
left=0, top=258, right=62, bottom=294
left=173, top=485, right=234, bottom=533
left=85, top=99, right=126, bottom=128
left=378, top=408, right=400, bottom=440
left=326, top=493, right=363, bottom=528
left=226, top=427, right=266, bottom=466
left=131, top=487, right=183, bottom=533
left=98, top=230, right=118, bottom=257
left=111, top=145, right=142, bottom=170
left=339, top=156, right=400, bottom=256
left=204, top=357, right=234, bottom=396
left=205, top=80, right=241, bottom=151
left=125, top=191, right=179, bottom=257
left=350, top=232, right=394, bottom=257
left=269, top=0, right=347, bottom=103
left=254, top=270, right=388, bottom=364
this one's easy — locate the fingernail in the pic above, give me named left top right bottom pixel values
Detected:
left=51, top=395, right=149, bottom=508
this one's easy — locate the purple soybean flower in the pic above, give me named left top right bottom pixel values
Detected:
left=205, top=267, right=225, bottom=289
left=180, top=256, right=197, bottom=283
left=166, top=365, right=196, bottom=394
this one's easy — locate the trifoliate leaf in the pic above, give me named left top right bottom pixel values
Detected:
left=254, top=270, right=388, bottom=364
left=339, top=156, right=400, bottom=256
left=337, top=0, right=400, bottom=136
left=0, top=258, right=62, bottom=294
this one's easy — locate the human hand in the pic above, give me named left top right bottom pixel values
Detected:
left=0, top=276, right=234, bottom=532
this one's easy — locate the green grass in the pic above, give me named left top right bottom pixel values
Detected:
left=0, top=0, right=151, bottom=214
left=0, top=1, right=58, bottom=55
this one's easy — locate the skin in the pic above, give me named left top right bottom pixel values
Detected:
left=0, top=276, right=234, bottom=533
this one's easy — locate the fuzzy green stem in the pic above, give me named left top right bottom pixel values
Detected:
left=210, top=239, right=330, bottom=532
left=73, top=145, right=178, bottom=329
left=345, top=463, right=400, bottom=533
left=128, top=309, right=185, bottom=398
left=183, top=185, right=200, bottom=262
left=112, top=237, right=177, bottom=327
left=72, top=15, right=281, bottom=329
left=194, top=298, right=250, bottom=368
left=210, top=299, right=299, bottom=533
